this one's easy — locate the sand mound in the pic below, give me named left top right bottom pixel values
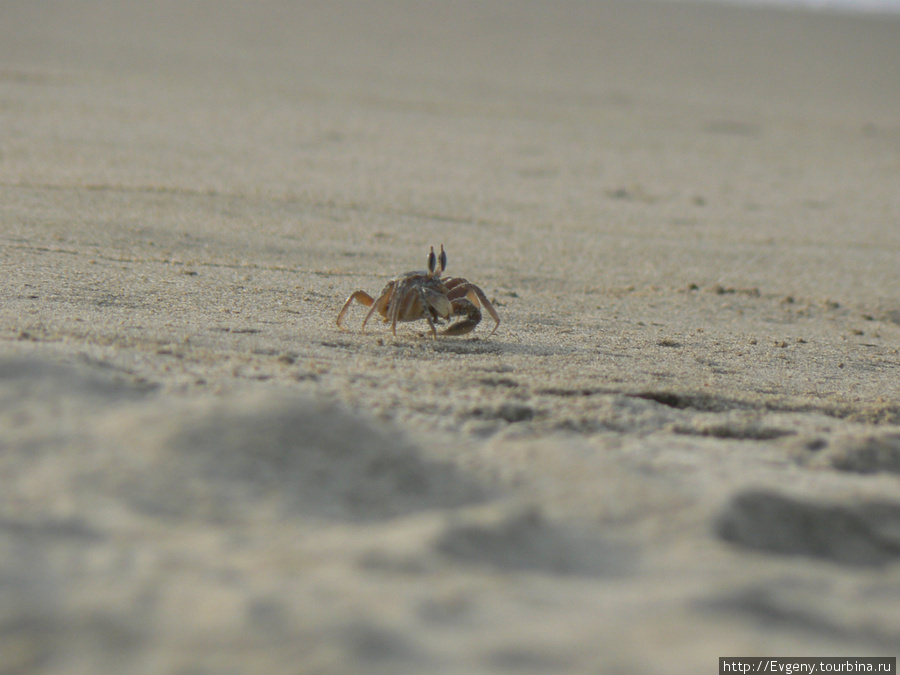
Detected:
left=103, top=392, right=485, bottom=523
left=430, top=503, right=634, bottom=576
left=817, top=433, right=900, bottom=475
left=716, top=489, right=900, bottom=567
left=0, top=354, right=484, bottom=525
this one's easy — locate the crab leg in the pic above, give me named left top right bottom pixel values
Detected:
left=418, top=288, right=439, bottom=339
left=362, top=290, right=392, bottom=334
left=337, top=291, right=375, bottom=331
left=387, top=277, right=414, bottom=335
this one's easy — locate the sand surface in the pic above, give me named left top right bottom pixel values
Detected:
left=2, top=1, right=900, bottom=672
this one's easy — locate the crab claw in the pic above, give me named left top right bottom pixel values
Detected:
left=423, top=288, right=452, bottom=320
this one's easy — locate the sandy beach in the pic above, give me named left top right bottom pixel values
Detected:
left=2, top=1, right=900, bottom=672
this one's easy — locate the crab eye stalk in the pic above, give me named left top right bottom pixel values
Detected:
left=439, top=244, right=447, bottom=275
left=427, top=246, right=437, bottom=276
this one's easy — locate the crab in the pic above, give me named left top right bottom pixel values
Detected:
left=336, top=245, right=500, bottom=338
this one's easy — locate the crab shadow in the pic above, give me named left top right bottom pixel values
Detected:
left=384, top=336, right=581, bottom=358
left=422, top=338, right=504, bottom=356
